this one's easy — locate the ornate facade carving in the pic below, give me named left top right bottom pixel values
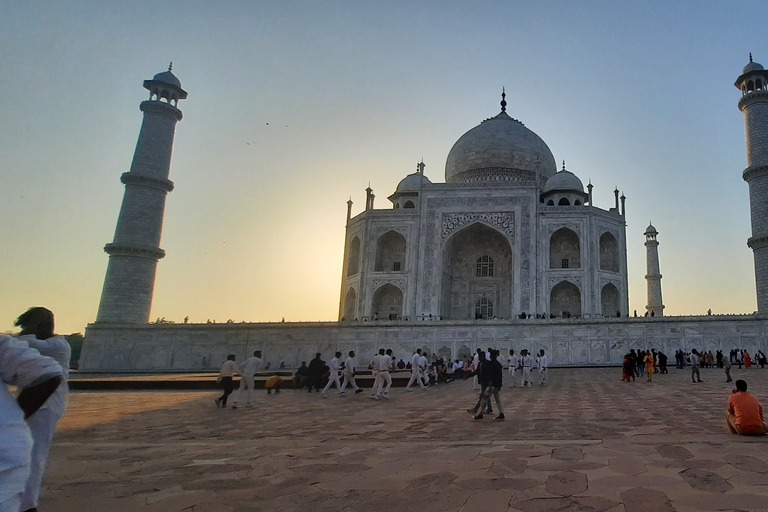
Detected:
left=451, top=168, right=537, bottom=184
left=375, top=226, right=408, bottom=238
left=372, top=279, right=405, bottom=292
left=547, top=222, right=581, bottom=235
left=441, top=212, right=515, bottom=242
left=548, top=276, right=582, bottom=290
left=422, top=196, right=531, bottom=312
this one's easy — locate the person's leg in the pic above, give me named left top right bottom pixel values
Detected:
left=726, top=412, right=739, bottom=434
left=349, top=375, right=360, bottom=391
left=384, top=373, right=392, bottom=395
left=492, top=390, right=504, bottom=416
left=246, top=374, right=255, bottom=404
left=322, top=374, right=335, bottom=394
left=1, top=423, right=32, bottom=512
left=221, top=377, right=233, bottom=406
left=20, top=409, right=58, bottom=512
left=370, top=372, right=379, bottom=397
left=232, top=376, right=247, bottom=406
left=406, top=371, right=419, bottom=390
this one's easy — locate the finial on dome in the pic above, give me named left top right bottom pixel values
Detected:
left=562, top=160, right=566, bottom=172
left=418, top=159, right=426, bottom=174
left=500, top=87, right=507, bottom=112
left=750, top=52, right=753, bottom=63
left=168, top=61, right=173, bottom=72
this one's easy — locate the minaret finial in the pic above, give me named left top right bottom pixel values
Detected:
left=750, top=52, right=753, bottom=63
left=168, top=62, right=173, bottom=72
left=562, top=160, right=566, bottom=171
left=500, top=87, right=507, bottom=112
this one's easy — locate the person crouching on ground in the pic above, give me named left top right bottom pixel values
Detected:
left=265, top=374, right=282, bottom=394
left=726, top=379, right=768, bottom=436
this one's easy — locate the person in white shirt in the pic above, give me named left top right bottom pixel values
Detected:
left=375, top=349, right=393, bottom=399
left=537, top=350, right=549, bottom=386
left=215, top=354, right=237, bottom=407
left=232, top=350, right=262, bottom=408
left=472, top=350, right=481, bottom=390
left=690, top=349, right=703, bottom=383
left=1, top=333, right=63, bottom=512
left=418, top=353, right=430, bottom=387
left=340, top=350, right=363, bottom=395
left=406, top=349, right=425, bottom=390
left=369, top=350, right=382, bottom=399
left=508, top=350, right=520, bottom=388
left=15, top=307, right=71, bottom=512
left=521, top=349, right=534, bottom=388
left=322, top=351, right=343, bottom=397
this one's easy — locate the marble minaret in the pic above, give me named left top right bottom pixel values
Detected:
left=96, top=65, right=188, bottom=323
left=735, top=54, right=768, bottom=312
left=644, top=223, right=664, bottom=317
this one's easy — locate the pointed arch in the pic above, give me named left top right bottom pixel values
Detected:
left=550, top=228, right=581, bottom=269
left=375, top=231, right=406, bottom=272
left=550, top=280, right=582, bottom=317
left=599, top=232, right=619, bottom=272
left=343, top=287, right=357, bottom=320
left=440, top=222, right=513, bottom=320
left=601, top=283, right=620, bottom=317
left=403, top=200, right=415, bottom=208
left=372, top=283, right=403, bottom=320
left=347, top=236, right=361, bottom=276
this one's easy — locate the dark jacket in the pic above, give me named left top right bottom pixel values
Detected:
left=485, top=359, right=503, bottom=389
left=308, top=357, right=326, bottom=377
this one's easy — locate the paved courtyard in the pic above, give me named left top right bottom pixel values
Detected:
left=42, top=366, right=768, bottom=512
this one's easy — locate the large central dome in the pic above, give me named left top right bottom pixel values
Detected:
left=445, top=111, right=557, bottom=184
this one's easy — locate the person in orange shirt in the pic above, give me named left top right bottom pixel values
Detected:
left=727, top=380, right=768, bottom=436
left=743, top=351, right=752, bottom=368
left=644, top=352, right=654, bottom=382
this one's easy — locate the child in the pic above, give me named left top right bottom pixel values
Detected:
left=265, top=374, right=282, bottom=394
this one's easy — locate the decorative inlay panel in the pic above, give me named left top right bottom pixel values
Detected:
left=372, top=279, right=405, bottom=291
left=441, top=212, right=515, bottom=242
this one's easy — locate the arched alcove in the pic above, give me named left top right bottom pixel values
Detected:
left=343, top=288, right=357, bottom=320
left=372, top=284, right=403, bottom=320
left=550, top=281, right=582, bottom=317
left=550, top=228, right=581, bottom=269
left=601, top=283, right=620, bottom=317
left=403, top=200, right=415, bottom=208
left=440, top=223, right=513, bottom=320
left=458, top=345, right=472, bottom=360
left=599, top=232, right=619, bottom=272
left=375, top=231, right=406, bottom=272
left=558, top=197, right=570, bottom=206
left=347, top=236, right=360, bottom=276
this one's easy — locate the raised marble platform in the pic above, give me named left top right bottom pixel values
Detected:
left=80, top=315, right=768, bottom=371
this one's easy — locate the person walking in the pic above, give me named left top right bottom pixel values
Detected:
left=232, top=350, right=263, bottom=408
left=724, top=356, right=733, bottom=383
left=475, top=349, right=505, bottom=420
left=644, top=351, right=654, bottom=382
left=690, top=349, right=703, bottom=383
left=307, top=353, right=326, bottom=394
left=369, top=349, right=383, bottom=399
left=1, top=334, right=63, bottom=512
left=375, top=349, right=393, bottom=399
left=340, top=350, right=363, bottom=394
left=521, top=349, right=534, bottom=387
left=466, top=352, right=492, bottom=417
left=215, top=354, right=237, bottom=408
left=507, top=349, right=519, bottom=388
left=13, top=307, right=71, bottom=512
left=321, top=351, right=343, bottom=397
left=537, top=350, right=548, bottom=385
left=406, top=349, right=426, bottom=390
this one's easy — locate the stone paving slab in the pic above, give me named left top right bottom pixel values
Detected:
left=41, top=367, right=768, bottom=511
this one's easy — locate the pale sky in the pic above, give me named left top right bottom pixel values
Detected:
left=1, top=1, right=766, bottom=334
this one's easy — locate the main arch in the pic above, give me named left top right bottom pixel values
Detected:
left=439, top=222, right=513, bottom=320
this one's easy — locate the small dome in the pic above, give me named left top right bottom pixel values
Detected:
left=543, top=170, right=584, bottom=194
left=396, top=172, right=431, bottom=192
left=445, top=111, right=557, bottom=183
left=743, top=60, right=764, bottom=75
left=152, top=70, right=182, bottom=89
left=645, top=223, right=658, bottom=234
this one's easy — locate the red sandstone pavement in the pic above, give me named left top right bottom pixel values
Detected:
left=42, top=367, right=768, bottom=512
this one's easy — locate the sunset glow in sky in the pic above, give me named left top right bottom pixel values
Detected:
left=1, top=1, right=767, bottom=334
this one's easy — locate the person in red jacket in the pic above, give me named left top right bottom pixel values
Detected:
left=727, top=380, right=768, bottom=436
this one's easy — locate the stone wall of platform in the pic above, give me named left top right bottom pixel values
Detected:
left=80, top=315, right=768, bottom=371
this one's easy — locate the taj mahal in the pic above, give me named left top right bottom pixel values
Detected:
left=81, top=57, right=768, bottom=370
